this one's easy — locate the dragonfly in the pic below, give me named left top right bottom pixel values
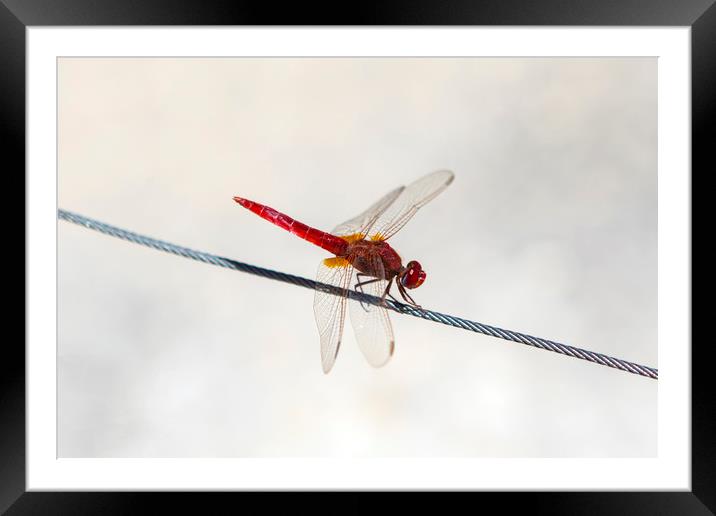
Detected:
left=233, top=169, right=455, bottom=373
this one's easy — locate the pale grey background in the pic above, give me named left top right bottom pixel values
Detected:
left=58, top=58, right=656, bottom=457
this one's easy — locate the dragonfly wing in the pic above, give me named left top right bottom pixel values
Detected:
left=348, top=254, right=395, bottom=368
left=314, top=258, right=354, bottom=374
left=331, top=186, right=405, bottom=237
left=367, top=170, right=455, bottom=241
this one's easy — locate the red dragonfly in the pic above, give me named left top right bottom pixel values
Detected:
left=234, top=170, right=454, bottom=373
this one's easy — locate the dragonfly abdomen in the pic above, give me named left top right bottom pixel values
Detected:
left=234, top=197, right=349, bottom=256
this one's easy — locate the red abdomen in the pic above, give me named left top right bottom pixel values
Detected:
left=234, top=197, right=348, bottom=256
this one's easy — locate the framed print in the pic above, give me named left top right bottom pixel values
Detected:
left=7, top=0, right=707, bottom=513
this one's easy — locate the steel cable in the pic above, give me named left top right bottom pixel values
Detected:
left=58, top=209, right=658, bottom=380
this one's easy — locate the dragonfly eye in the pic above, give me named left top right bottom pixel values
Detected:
left=401, top=260, right=426, bottom=289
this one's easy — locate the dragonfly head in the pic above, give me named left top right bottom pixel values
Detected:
left=400, top=260, right=426, bottom=289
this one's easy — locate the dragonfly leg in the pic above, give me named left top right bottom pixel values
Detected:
left=387, top=290, right=402, bottom=304
left=380, top=278, right=402, bottom=305
left=379, top=278, right=395, bottom=308
left=397, top=281, right=422, bottom=309
left=355, top=273, right=381, bottom=312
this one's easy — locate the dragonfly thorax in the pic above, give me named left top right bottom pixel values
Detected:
left=345, top=239, right=403, bottom=280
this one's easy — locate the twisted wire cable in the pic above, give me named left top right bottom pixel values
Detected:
left=58, top=209, right=658, bottom=380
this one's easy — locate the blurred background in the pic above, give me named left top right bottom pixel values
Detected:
left=58, top=57, right=656, bottom=457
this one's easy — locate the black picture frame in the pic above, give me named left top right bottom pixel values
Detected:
left=5, top=1, right=707, bottom=513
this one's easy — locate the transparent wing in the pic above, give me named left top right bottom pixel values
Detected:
left=367, top=170, right=455, bottom=241
left=348, top=254, right=395, bottom=368
left=314, top=258, right=354, bottom=374
left=331, top=186, right=405, bottom=237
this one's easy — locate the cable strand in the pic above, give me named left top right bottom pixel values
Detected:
left=58, top=209, right=658, bottom=380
